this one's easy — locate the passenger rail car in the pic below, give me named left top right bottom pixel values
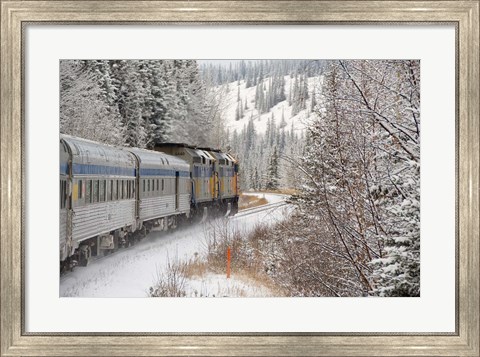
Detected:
left=60, top=135, right=240, bottom=271
left=127, top=148, right=190, bottom=231
left=60, top=135, right=137, bottom=269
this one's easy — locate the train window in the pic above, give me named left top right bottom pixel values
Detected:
left=121, top=180, right=125, bottom=199
left=78, top=180, right=83, bottom=199
left=60, top=181, right=64, bottom=209
left=109, top=180, right=113, bottom=201
left=157, top=179, right=159, bottom=192
left=86, top=180, right=91, bottom=203
left=112, top=180, right=117, bottom=201
left=64, top=181, right=67, bottom=208
left=147, top=179, right=150, bottom=192
left=99, top=180, right=105, bottom=202
left=132, top=181, right=135, bottom=197
left=162, top=179, right=164, bottom=192
left=93, top=180, right=99, bottom=203
left=142, top=180, right=145, bottom=193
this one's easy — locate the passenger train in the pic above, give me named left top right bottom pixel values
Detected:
left=60, top=134, right=239, bottom=271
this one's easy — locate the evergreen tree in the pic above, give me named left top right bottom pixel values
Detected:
left=265, top=146, right=279, bottom=190
left=310, top=89, right=317, bottom=112
left=235, top=103, right=241, bottom=121
left=60, top=60, right=125, bottom=146
left=280, top=107, right=287, bottom=128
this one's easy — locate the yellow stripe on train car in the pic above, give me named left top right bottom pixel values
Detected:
left=72, top=183, right=78, bottom=201
left=195, top=177, right=200, bottom=198
left=233, top=173, right=238, bottom=195
left=210, top=176, right=215, bottom=199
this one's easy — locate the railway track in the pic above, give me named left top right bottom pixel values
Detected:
left=232, top=200, right=289, bottom=219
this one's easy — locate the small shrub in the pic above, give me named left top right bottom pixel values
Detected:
left=149, top=255, right=188, bottom=297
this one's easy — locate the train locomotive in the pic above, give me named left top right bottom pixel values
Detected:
left=60, top=134, right=239, bottom=271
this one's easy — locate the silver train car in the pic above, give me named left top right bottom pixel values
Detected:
left=60, top=135, right=137, bottom=268
left=60, top=135, right=240, bottom=271
left=127, top=148, right=190, bottom=231
left=59, top=140, right=70, bottom=262
left=60, top=135, right=192, bottom=271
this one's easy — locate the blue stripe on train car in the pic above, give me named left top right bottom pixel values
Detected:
left=140, top=168, right=175, bottom=176
left=219, top=167, right=234, bottom=177
left=72, top=163, right=136, bottom=177
left=60, top=163, right=69, bottom=175
left=192, top=166, right=213, bottom=177
left=139, top=168, right=190, bottom=177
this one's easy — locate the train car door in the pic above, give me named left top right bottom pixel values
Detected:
left=175, top=171, right=179, bottom=211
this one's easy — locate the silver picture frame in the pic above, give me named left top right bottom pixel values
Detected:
left=1, top=1, right=478, bottom=356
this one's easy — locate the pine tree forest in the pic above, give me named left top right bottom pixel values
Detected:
left=60, top=59, right=420, bottom=296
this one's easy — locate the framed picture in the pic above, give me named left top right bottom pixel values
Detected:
left=1, top=1, right=478, bottom=356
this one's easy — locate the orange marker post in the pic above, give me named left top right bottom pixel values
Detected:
left=226, top=247, right=231, bottom=279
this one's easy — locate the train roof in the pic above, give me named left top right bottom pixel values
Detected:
left=125, top=147, right=189, bottom=172
left=210, top=151, right=237, bottom=164
left=156, top=142, right=219, bottom=153
left=155, top=142, right=237, bottom=163
left=155, top=142, right=194, bottom=149
left=60, top=134, right=136, bottom=169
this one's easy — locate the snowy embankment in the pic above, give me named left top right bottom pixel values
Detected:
left=242, top=192, right=285, bottom=204
left=60, top=193, right=289, bottom=298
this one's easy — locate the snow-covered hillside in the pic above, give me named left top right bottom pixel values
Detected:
left=214, top=73, right=324, bottom=191
left=221, top=75, right=323, bottom=135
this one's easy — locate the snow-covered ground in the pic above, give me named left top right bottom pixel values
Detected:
left=60, top=193, right=289, bottom=297
left=179, top=273, right=277, bottom=298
